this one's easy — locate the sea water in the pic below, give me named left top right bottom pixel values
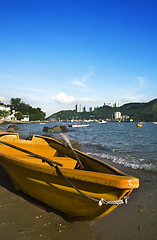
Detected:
left=1, top=122, right=157, bottom=172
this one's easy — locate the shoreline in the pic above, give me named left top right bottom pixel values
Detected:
left=0, top=120, right=156, bottom=125
left=0, top=156, right=156, bottom=239
left=0, top=120, right=49, bottom=125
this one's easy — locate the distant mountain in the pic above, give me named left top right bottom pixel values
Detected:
left=47, top=98, right=157, bottom=122
left=120, top=98, right=157, bottom=121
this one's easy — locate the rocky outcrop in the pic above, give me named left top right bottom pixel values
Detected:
left=60, top=126, right=69, bottom=132
left=26, top=133, right=81, bottom=151
left=7, top=127, right=16, bottom=133
left=7, top=124, right=19, bottom=133
left=57, top=138, right=81, bottom=150
left=42, top=135, right=81, bottom=150
left=8, top=124, right=19, bottom=130
left=43, top=125, right=69, bottom=133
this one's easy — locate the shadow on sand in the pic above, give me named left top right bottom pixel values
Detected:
left=0, top=165, right=71, bottom=221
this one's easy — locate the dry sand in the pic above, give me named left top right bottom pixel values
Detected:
left=0, top=163, right=156, bottom=240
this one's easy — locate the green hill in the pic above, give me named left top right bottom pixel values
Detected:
left=120, top=98, right=157, bottom=121
left=47, top=98, right=157, bottom=122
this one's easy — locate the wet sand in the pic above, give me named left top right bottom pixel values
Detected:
left=0, top=162, right=156, bottom=240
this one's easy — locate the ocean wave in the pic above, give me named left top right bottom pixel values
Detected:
left=86, top=151, right=157, bottom=173
left=81, top=142, right=114, bottom=152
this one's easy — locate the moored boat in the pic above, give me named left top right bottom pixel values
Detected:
left=97, top=120, right=107, bottom=124
left=137, top=123, right=143, bottom=127
left=0, top=132, right=139, bottom=221
left=69, top=123, right=90, bottom=128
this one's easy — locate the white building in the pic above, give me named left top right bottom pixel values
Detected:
left=83, top=106, right=88, bottom=112
left=104, top=102, right=112, bottom=107
left=0, top=105, right=10, bottom=112
left=115, top=102, right=120, bottom=107
left=21, top=115, right=29, bottom=121
left=104, top=102, right=120, bottom=108
left=6, top=110, right=17, bottom=120
left=75, top=103, right=82, bottom=112
left=0, top=106, right=30, bottom=121
left=89, top=107, right=94, bottom=112
left=113, top=111, right=121, bottom=120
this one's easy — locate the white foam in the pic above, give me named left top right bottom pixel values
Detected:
left=86, top=151, right=157, bottom=172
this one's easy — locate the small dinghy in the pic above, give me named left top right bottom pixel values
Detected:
left=0, top=132, right=139, bottom=221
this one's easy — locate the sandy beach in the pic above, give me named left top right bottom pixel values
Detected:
left=0, top=160, right=156, bottom=240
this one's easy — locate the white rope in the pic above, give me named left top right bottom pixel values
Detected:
left=55, top=166, right=129, bottom=206
left=98, top=196, right=128, bottom=206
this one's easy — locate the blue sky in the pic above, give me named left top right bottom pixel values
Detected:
left=0, top=0, right=157, bottom=116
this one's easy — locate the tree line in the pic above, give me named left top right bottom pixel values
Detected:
left=0, top=98, right=46, bottom=121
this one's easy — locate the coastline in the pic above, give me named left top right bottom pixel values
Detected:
left=0, top=120, right=49, bottom=125
left=0, top=158, right=156, bottom=240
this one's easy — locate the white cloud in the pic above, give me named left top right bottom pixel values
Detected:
left=0, top=96, right=8, bottom=103
left=71, top=71, right=93, bottom=90
left=72, top=78, right=88, bottom=89
left=50, top=92, right=75, bottom=104
left=102, top=75, right=150, bottom=106
left=134, top=76, right=146, bottom=88
left=82, top=72, right=93, bottom=82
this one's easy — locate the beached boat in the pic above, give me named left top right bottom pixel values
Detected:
left=69, top=123, right=90, bottom=128
left=0, top=132, right=139, bottom=221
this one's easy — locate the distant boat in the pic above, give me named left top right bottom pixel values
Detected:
left=153, top=122, right=157, bottom=124
left=97, top=120, right=107, bottom=124
left=69, top=123, right=90, bottom=128
left=137, top=123, right=143, bottom=127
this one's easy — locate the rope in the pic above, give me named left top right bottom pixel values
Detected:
left=0, top=140, right=63, bottom=167
left=55, top=165, right=129, bottom=206
left=0, top=138, right=129, bottom=205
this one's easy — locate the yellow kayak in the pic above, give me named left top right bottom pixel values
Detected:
left=0, top=132, right=139, bottom=221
